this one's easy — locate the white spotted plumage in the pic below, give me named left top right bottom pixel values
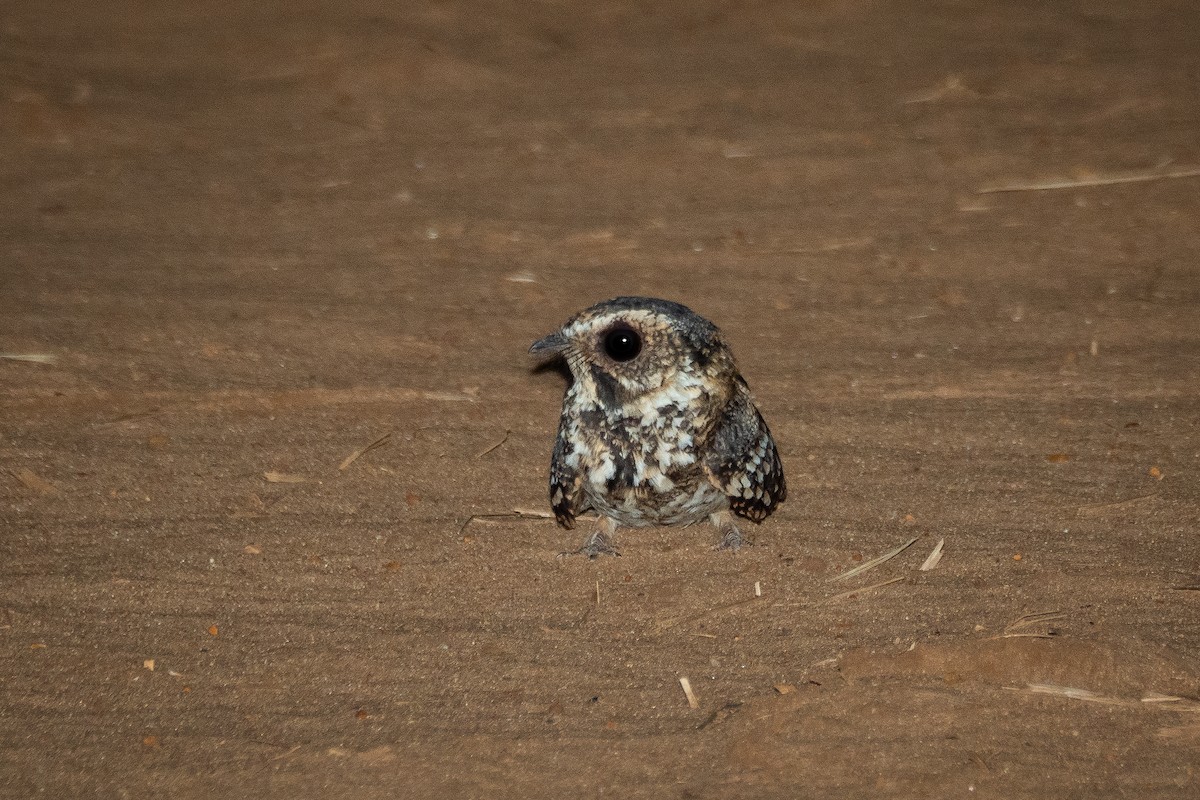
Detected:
left=531, top=297, right=787, bottom=556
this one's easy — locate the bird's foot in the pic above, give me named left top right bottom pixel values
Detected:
left=559, top=526, right=621, bottom=559
left=711, top=511, right=752, bottom=552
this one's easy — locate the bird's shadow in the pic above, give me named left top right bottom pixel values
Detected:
left=531, top=356, right=572, bottom=385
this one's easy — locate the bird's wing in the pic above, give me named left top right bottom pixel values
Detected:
left=702, top=385, right=787, bottom=522
left=548, top=413, right=587, bottom=529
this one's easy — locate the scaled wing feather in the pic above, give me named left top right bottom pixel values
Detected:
left=548, top=413, right=586, bottom=528
left=703, top=388, right=787, bottom=522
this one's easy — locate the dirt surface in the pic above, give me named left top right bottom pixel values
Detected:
left=3, top=1, right=1199, bottom=797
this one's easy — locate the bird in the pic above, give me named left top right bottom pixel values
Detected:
left=529, top=296, right=786, bottom=557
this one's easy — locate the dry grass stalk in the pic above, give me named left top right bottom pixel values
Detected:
left=458, top=508, right=556, bottom=535
left=1142, top=692, right=1187, bottom=704
left=827, top=537, right=918, bottom=583
left=271, top=744, right=304, bottom=762
left=978, top=166, right=1200, bottom=194
left=679, top=676, right=700, bottom=709
left=824, top=576, right=905, bottom=604
left=338, top=430, right=392, bottom=471
left=1156, top=723, right=1200, bottom=741
left=919, top=538, right=945, bottom=571
left=1000, top=610, right=1066, bottom=638
left=655, top=595, right=761, bottom=633
left=903, top=75, right=979, bottom=104
left=476, top=429, right=511, bottom=459
left=1076, top=493, right=1159, bottom=518
left=263, top=471, right=306, bottom=483
left=13, top=468, right=57, bottom=495
left=0, top=353, right=57, bottom=364
left=1021, top=684, right=1129, bottom=706
left=1140, top=693, right=1200, bottom=712
left=511, top=508, right=556, bottom=519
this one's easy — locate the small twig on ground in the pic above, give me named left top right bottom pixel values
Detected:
left=903, top=75, right=979, bottom=104
left=338, top=430, right=393, bottom=471
left=919, top=538, right=945, bottom=571
left=997, top=610, right=1067, bottom=639
left=1142, top=692, right=1186, bottom=704
left=695, top=701, right=743, bottom=730
left=12, top=468, right=57, bottom=495
left=978, top=166, right=1200, bottom=194
left=0, top=353, right=57, bottom=364
left=476, top=429, right=511, bottom=459
left=1076, top=493, right=1159, bottom=518
left=511, top=507, right=556, bottom=518
left=1140, top=693, right=1200, bottom=711
left=654, top=595, right=762, bottom=633
left=679, top=676, right=700, bottom=709
left=823, top=576, right=905, bottom=604
left=1012, top=685, right=1200, bottom=711
left=271, top=744, right=304, bottom=762
left=827, top=537, right=919, bottom=583
left=96, top=407, right=164, bottom=426
left=1017, top=684, right=1128, bottom=706
left=458, top=508, right=555, bottom=536
left=263, top=471, right=307, bottom=484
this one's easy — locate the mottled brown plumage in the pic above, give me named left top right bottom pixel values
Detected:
left=530, top=297, right=786, bottom=556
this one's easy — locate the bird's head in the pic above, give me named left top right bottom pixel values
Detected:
left=530, top=296, right=733, bottom=410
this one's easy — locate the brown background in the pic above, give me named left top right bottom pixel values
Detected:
left=2, top=1, right=1199, bottom=797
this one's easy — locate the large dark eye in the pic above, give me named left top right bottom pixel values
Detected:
left=603, top=326, right=642, bottom=362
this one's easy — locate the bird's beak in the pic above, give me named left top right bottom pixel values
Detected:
left=529, top=331, right=570, bottom=357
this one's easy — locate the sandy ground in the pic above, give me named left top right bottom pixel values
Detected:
left=2, top=1, right=1199, bottom=797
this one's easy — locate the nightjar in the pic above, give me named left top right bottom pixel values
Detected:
left=530, top=296, right=786, bottom=557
